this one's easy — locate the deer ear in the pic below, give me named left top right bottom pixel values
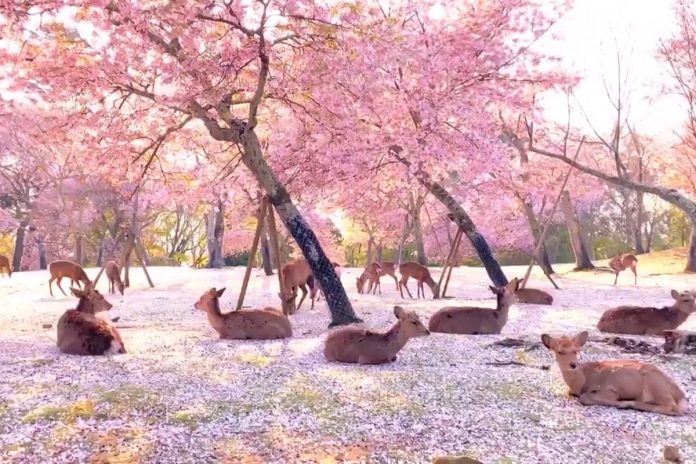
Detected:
left=393, top=306, right=405, bottom=319
left=70, top=287, right=85, bottom=298
left=216, top=287, right=226, bottom=297
left=575, top=331, right=589, bottom=347
left=540, top=334, right=554, bottom=350
left=510, top=278, right=520, bottom=291
left=671, top=289, right=680, bottom=300
left=489, top=285, right=497, bottom=294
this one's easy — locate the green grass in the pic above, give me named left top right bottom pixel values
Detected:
left=23, top=399, right=95, bottom=424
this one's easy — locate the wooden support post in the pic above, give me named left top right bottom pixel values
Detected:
left=133, top=239, right=154, bottom=288
left=442, top=229, right=463, bottom=298
left=236, top=198, right=268, bottom=310
left=122, top=240, right=134, bottom=288
left=437, top=227, right=462, bottom=290
left=266, top=200, right=288, bottom=315
left=520, top=137, right=585, bottom=290
left=92, top=230, right=124, bottom=286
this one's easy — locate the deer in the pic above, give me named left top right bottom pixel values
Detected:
left=541, top=331, right=689, bottom=416
left=105, top=260, right=125, bottom=295
left=609, top=253, right=638, bottom=285
left=398, top=261, right=440, bottom=299
left=376, top=260, right=399, bottom=290
left=0, top=254, right=11, bottom=277
left=277, top=259, right=317, bottom=314
left=514, top=280, right=553, bottom=305
left=194, top=287, right=292, bottom=340
left=57, top=284, right=126, bottom=356
left=324, top=306, right=430, bottom=364
left=356, top=262, right=384, bottom=294
left=597, top=290, right=696, bottom=336
left=48, top=260, right=91, bottom=297
left=428, top=278, right=519, bottom=334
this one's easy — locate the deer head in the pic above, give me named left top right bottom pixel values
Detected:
left=195, top=287, right=226, bottom=312
left=541, top=331, right=589, bottom=370
left=670, top=290, right=696, bottom=313
left=488, top=277, right=520, bottom=307
left=394, top=306, right=430, bottom=337
left=71, top=285, right=113, bottom=313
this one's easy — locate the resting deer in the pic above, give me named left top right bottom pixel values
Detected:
left=514, top=281, right=553, bottom=305
left=609, top=253, right=638, bottom=285
left=356, top=262, right=383, bottom=294
left=324, top=306, right=429, bottom=364
left=105, top=260, right=125, bottom=295
left=277, top=259, right=317, bottom=314
left=0, top=254, right=11, bottom=277
left=428, top=278, right=519, bottom=334
left=541, top=331, right=689, bottom=416
left=195, top=287, right=292, bottom=340
left=398, top=262, right=440, bottom=299
left=48, top=260, right=91, bottom=297
left=597, top=290, right=696, bottom=336
left=57, top=284, right=126, bottom=355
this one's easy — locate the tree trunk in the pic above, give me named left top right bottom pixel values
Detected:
left=75, top=235, right=83, bottom=266
left=409, top=193, right=427, bottom=266
left=560, top=191, right=595, bottom=270
left=205, top=198, right=225, bottom=269
left=96, top=239, right=104, bottom=267
left=520, top=198, right=554, bottom=274
left=366, top=237, right=373, bottom=265
left=260, top=229, right=273, bottom=275
left=397, top=213, right=412, bottom=263
left=37, top=235, right=47, bottom=270
left=240, top=130, right=361, bottom=327
left=376, top=243, right=383, bottom=262
left=12, top=222, right=26, bottom=272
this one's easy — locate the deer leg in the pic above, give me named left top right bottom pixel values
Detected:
left=631, top=264, right=637, bottom=286
left=613, top=272, right=619, bottom=286
left=55, top=277, right=68, bottom=296
left=401, top=278, right=415, bottom=299
left=578, top=390, right=636, bottom=410
left=392, top=274, right=399, bottom=290
left=627, top=400, right=683, bottom=416
left=49, top=277, right=55, bottom=297
left=296, top=284, right=309, bottom=312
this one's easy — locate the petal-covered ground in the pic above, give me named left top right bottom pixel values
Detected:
left=0, top=263, right=694, bottom=463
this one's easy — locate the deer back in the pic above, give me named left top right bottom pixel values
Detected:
left=515, top=288, right=553, bottom=305
left=428, top=307, right=503, bottom=334
left=222, top=309, right=292, bottom=339
left=597, top=305, right=688, bottom=335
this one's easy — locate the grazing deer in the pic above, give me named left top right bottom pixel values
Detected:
left=0, top=255, right=11, bottom=277
left=541, top=331, right=688, bottom=416
left=376, top=261, right=399, bottom=290
left=324, top=306, right=430, bottom=364
left=57, top=284, right=126, bottom=355
left=428, top=278, right=519, bottom=334
left=609, top=253, right=638, bottom=285
left=278, top=259, right=317, bottom=313
left=48, top=260, right=91, bottom=297
left=195, top=287, right=292, bottom=339
left=105, top=260, right=125, bottom=295
left=514, top=282, right=553, bottom=305
left=398, top=262, right=440, bottom=299
left=356, top=262, right=383, bottom=294
left=597, top=290, right=696, bottom=336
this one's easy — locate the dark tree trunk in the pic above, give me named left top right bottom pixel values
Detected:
left=376, top=243, right=383, bottom=262
left=260, top=229, right=273, bottom=275
left=366, top=237, right=373, bottom=265
left=560, top=191, right=595, bottom=270
left=521, top=199, right=554, bottom=274
left=206, top=197, right=225, bottom=269
left=37, top=235, right=47, bottom=270
left=12, top=222, right=26, bottom=272
left=410, top=194, right=427, bottom=266
left=96, top=239, right=104, bottom=267
left=75, top=235, right=83, bottom=266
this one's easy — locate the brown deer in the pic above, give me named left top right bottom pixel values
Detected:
left=324, top=306, right=430, bottom=364
left=48, top=260, right=91, bottom=297
left=356, top=262, right=383, bottom=294
left=0, top=254, right=11, bottom=277
left=195, top=287, right=292, bottom=339
left=514, top=282, right=553, bottom=305
left=398, top=262, right=440, bottom=299
left=541, top=331, right=689, bottom=416
left=597, top=290, right=696, bottom=336
left=105, top=260, right=125, bottom=295
left=376, top=261, right=399, bottom=290
left=428, top=278, right=519, bottom=334
left=57, top=284, right=126, bottom=355
left=277, top=259, right=317, bottom=314
left=609, top=253, right=638, bottom=285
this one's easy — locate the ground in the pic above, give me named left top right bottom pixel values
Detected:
left=0, top=254, right=695, bottom=464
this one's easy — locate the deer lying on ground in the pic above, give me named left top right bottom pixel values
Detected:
left=428, top=278, right=519, bottom=334
left=0, top=255, right=11, bottom=277
left=105, top=260, right=125, bottom=295
left=398, top=262, right=440, bottom=299
left=609, top=253, right=638, bottom=285
left=513, top=280, right=553, bottom=305
left=356, top=262, right=384, bottom=294
left=541, top=330, right=688, bottom=416
left=48, top=260, right=91, bottom=297
left=324, top=306, right=429, bottom=364
left=195, top=287, right=292, bottom=339
left=277, top=259, right=317, bottom=314
left=57, top=284, right=126, bottom=355
left=597, top=290, right=696, bottom=335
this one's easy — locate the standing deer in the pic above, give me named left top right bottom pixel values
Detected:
left=194, top=287, right=292, bottom=339
left=428, top=278, right=519, bottom=334
left=324, top=306, right=430, bottom=364
left=48, top=260, right=91, bottom=297
left=0, top=255, right=11, bottom=277
left=398, top=262, right=440, bottom=299
left=541, top=331, right=688, bottom=416
left=105, top=260, right=125, bottom=295
left=278, top=259, right=317, bottom=314
left=356, top=262, right=383, bottom=294
left=597, top=290, right=696, bottom=335
left=57, top=284, right=126, bottom=355
left=609, top=253, right=638, bottom=285
left=376, top=261, right=399, bottom=290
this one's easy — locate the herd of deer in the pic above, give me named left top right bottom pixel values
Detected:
left=0, top=252, right=692, bottom=416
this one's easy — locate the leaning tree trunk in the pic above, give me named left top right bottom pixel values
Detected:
left=240, top=130, right=362, bottom=327
left=12, top=222, right=27, bottom=272
left=520, top=199, right=554, bottom=274
left=560, top=191, right=595, bottom=270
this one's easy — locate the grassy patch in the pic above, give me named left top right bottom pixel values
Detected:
left=23, top=399, right=95, bottom=424
left=30, top=358, right=55, bottom=367
left=275, top=374, right=336, bottom=416
left=236, top=352, right=273, bottom=367
left=96, top=385, right=166, bottom=421
left=169, top=402, right=233, bottom=429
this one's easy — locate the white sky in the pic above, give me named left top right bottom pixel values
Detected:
left=539, top=0, right=683, bottom=142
